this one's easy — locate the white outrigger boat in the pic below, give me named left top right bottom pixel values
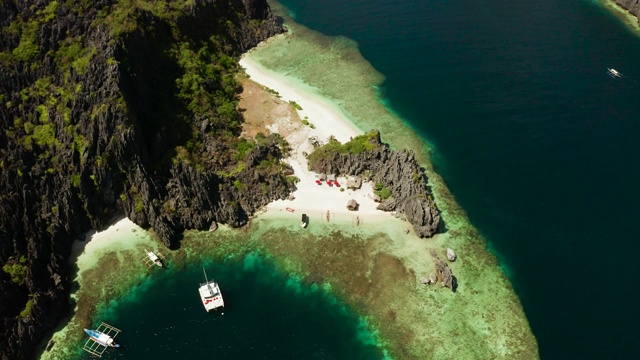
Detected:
left=198, top=268, right=224, bottom=312
left=607, top=68, right=622, bottom=78
left=142, top=249, right=164, bottom=268
left=82, top=322, right=121, bottom=357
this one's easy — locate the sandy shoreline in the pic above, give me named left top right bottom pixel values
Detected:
left=42, top=33, right=537, bottom=360
left=240, top=52, right=395, bottom=225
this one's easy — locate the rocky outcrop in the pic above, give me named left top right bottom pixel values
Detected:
left=614, top=0, right=640, bottom=24
left=0, top=1, right=285, bottom=358
left=309, top=131, right=441, bottom=238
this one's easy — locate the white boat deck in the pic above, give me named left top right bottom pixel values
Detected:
left=199, top=281, right=224, bottom=311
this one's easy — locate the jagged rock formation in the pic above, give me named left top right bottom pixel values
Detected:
left=0, top=1, right=285, bottom=358
left=308, top=131, right=441, bottom=238
left=614, top=0, right=640, bottom=24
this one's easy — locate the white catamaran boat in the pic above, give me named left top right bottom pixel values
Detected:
left=198, top=268, right=224, bottom=312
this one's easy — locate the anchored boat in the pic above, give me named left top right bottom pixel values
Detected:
left=198, top=268, right=224, bottom=312
left=143, top=249, right=164, bottom=267
left=607, top=68, right=622, bottom=78
left=82, top=322, right=121, bottom=357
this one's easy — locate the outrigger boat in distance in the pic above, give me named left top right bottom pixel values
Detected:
left=199, top=268, right=224, bottom=312
left=142, top=249, right=164, bottom=268
left=82, top=322, right=121, bottom=357
left=607, top=68, right=622, bottom=78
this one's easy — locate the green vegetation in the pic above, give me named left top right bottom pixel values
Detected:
left=43, top=1, right=59, bottom=22
left=11, top=19, right=40, bottom=63
left=2, top=256, right=28, bottom=285
left=234, top=138, right=255, bottom=161
left=173, top=41, right=240, bottom=132
left=289, top=100, right=302, bottom=110
left=32, top=124, right=56, bottom=147
left=134, top=195, right=144, bottom=213
left=71, top=174, right=81, bottom=188
left=374, top=182, right=392, bottom=200
left=308, top=131, right=380, bottom=167
left=233, top=179, right=244, bottom=190
left=264, top=87, right=281, bottom=98
left=20, top=298, right=34, bottom=318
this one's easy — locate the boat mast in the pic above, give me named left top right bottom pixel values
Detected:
left=203, top=267, right=214, bottom=294
left=202, top=267, right=209, bottom=283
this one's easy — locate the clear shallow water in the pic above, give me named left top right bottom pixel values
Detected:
left=83, top=254, right=382, bottom=360
left=278, top=0, right=640, bottom=358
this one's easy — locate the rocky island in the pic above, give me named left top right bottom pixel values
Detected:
left=1, top=1, right=449, bottom=358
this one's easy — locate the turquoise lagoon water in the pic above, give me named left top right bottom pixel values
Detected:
left=80, top=254, right=382, bottom=360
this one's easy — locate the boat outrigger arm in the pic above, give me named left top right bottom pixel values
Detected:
left=82, top=322, right=122, bottom=357
left=607, top=68, right=622, bottom=78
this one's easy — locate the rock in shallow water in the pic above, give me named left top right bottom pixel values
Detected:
left=447, top=247, right=456, bottom=262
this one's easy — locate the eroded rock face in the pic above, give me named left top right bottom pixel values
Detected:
left=309, top=131, right=441, bottom=238
left=0, top=1, right=284, bottom=358
left=615, top=0, right=640, bottom=24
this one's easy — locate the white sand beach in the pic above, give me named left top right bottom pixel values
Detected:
left=240, top=54, right=395, bottom=225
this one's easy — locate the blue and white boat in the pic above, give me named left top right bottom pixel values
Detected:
left=84, top=329, right=120, bottom=347
left=82, top=322, right=121, bottom=357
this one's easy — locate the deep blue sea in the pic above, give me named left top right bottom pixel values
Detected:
left=277, top=0, right=640, bottom=358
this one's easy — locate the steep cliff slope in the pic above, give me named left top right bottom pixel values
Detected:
left=614, top=0, right=640, bottom=23
left=0, top=1, right=284, bottom=358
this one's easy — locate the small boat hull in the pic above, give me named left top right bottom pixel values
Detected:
left=84, top=329, right=119, bottom=347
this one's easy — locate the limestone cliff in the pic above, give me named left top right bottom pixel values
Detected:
left=614, top=0, right=640, bottom=24
left=308, top=131, right=441, bottom=238
left=0, top=1, right=284, bottom=358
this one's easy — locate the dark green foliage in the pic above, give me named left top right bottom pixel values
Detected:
left=11, top=19, right=39, bottom=63
left=373, top=182, right=392, bottom=199
left=2, top=256, right=28, bottom=286
left=289, top=100, right=302, bottom=110
left=234, top=138, right=256, bottom=161
left=308, top=131, right=379, bottom=168
left=134, top=195, right=144, bottom=213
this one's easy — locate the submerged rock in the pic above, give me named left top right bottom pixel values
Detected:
left=447, top=248, right=457, bottom=262
left=429, top=272, right=437, bottom=285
